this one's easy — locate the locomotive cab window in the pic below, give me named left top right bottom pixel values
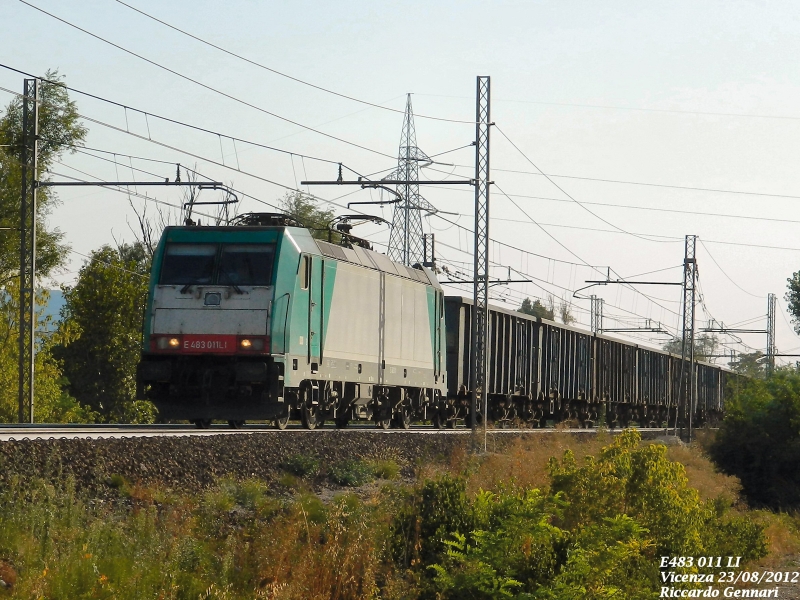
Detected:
left=160, top=244, right=217, bottom=285
left=218, top=244, right=275, bottom=286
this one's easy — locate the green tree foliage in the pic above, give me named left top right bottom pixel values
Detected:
left=55, top=243, right=155, bottom=423
left=395, top=430, right=767, bottom=599
left=728, top=351, right=766, bottom=378
left=518, top=297, right=554, bottom=320
left=557, top=299, right=576, bottom=325
left=786, top=271, right=800, bottom=334
left=662, top=333, right=718, bottom=361
left=0, top=281, right=96, bottom=423
left=279, top=191, right=335, bottom=240
left=0, top=71, right=92, bottom=423
left=0, top=70, right=86, bottom=280
left=711, top=369, right=800, bottom=508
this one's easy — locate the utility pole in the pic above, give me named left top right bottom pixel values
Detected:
left=470, top=76, right=491, bottom=449
left=590, top=295, right=604, bottom=334
left=767, top=293, right=776, bottom=376
left=387, top=95, right=437, bottom=266
left=678, top=234, right=697, bottom=441
left=18, top=78, right=38, bottom=424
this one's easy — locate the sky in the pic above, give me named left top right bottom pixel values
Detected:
left=2, top=0, right=800, bottom=362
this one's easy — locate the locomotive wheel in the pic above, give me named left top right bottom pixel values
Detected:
left=193, top=419, right=211, bottom=429
left=392, top=405, right=412, bottom=429
left=335, top=414, right=349, bottom=429
left=300, top=387, right=324, bottom=430
left=228, top=420, right=245, bottom=429
left=376, top=418, right=391, bottom=430
left=432, top=410, right=446, bottom=429
left=274, top=406, right=290, bottom=430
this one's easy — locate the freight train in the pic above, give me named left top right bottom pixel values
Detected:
left=136, top=213, right=731, bottom=429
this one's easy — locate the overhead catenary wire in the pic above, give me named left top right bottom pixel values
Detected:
left=110, top=0, right=476, bottom=126
left=699, top=240, right=763, bottom=299
left=1, top=9, right=396, bottom=160
left=494, top=125, right=674, bottom=244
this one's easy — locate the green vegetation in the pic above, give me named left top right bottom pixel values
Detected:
left=280, top=453, right=320, bottom=477
left=0, top=431, right=782, bottom=599
left=518, top=297, right=554, bottom=320
left=662, top=333, right=719, bottom=361
left=55, top=242, right=155, bottom=423
left=329, top=459, right=375, bottom=487
left=711, top=369, right=800, bottom=509
left=0, top=71, right=95, bottom=423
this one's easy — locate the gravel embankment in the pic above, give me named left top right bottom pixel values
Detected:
left=0, top=432, right=469, bottom=495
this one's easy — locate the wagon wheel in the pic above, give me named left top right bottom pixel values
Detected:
left=432, top=409, right=446, bottom=429
left=300, top=386, right=324, bottom=430
left=194, top=419, right=211, bottom=429
left=228, top=420, right=245, bottom=429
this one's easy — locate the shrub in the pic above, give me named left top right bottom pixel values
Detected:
left=280, top=453, right=320, bottom=477
left=328, top=459, right=373, bottom=487
left=710, top=370, right=800, bottom=509
left=370, top=458, right=401, bottom=480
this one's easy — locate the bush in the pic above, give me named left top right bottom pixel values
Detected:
left=394, top=430, right=768, bottom=599
left=280, top=453, right=319, bottom=477
left=710, top=370, right=800, bottom=509
left=370, top=458, right=401, bottom=480
left=328, top=459, right=373, bottom=487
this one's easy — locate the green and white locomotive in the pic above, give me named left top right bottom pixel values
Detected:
left=136, top=213, right=448, bottom=429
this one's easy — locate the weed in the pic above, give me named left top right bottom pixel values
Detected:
left=369, top=458, right=401, bottom=480
left=329, top=459, right=374, bottom=487
left=280, top=453, right=320, bottom=477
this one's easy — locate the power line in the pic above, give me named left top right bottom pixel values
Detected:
left=424, top=166, right=800, bottom=227
left=6, top=8, right=396, bottom=159
left=445, top=161, right=800, bottom=202
left=110, top=0, right=475, bottom=126
left=416, top=92, right=800, bottom=122
left=0, top=71, right=387, bottom=172
left=698, top=240, right=763, bottom=299
left=494, top=125, right=674, bottom=244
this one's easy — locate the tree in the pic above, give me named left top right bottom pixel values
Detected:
left=0, top=281, right=96, bottom=423
left=518, top=297, right=555, bottom=320
left=710, top=369, right=800, bottom=508
left=0, top=71, right=92, bottom=423
left=662, top=333, right=718, bottom=361
left=0, top=70, right=86, bottom=281
left=55, top=243, right=155, bottom=423
left=729, top=351, right=766, bottom=378
left=279, top=191, right=335, bottom=240
left=558, top=298, right=576, bottom=325
left=786, top=272, right=800, bottom=334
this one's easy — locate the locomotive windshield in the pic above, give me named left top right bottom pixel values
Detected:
left=160, top=244, right=216, bottom=285
left=159, top=243, right=276, bottom=286
left=218, top=245, right=274, bottom=286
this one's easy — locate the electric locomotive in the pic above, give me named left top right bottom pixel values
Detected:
left=136, top=213, right=447, bottom=429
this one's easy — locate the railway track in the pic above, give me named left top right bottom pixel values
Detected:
left=0, top=424, right=673, bottom=442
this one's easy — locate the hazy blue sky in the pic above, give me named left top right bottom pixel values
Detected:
left=2, top=0, right=800, bottom=360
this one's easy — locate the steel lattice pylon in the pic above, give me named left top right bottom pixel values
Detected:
left=767, top=293, right=776, bottom=375
left=387, top=94, right=436, bottom=266
left=678, top=234, right=697, bottom=441
left=470, top=76, right=491, bottom=437
left=18, top=78, right=38, bottom=423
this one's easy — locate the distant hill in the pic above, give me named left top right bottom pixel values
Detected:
left=42, top=289, right=65, bottom=331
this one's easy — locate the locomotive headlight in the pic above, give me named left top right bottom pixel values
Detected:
left=154, top=336, right=182, bottom=350
left=238, top=337, right=265, bottom=351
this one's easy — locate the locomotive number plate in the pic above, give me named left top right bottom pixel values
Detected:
left=181, top=335, right=237, bottom=354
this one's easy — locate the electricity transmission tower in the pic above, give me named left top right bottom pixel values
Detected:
left=387, top=94, right=437, bottom=266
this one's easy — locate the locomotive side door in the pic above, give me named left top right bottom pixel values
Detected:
left=308, top=255, right=323, bottom=370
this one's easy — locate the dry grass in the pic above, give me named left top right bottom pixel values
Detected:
left=464, top=432, right=612, bottom=495
left=665, top=443, right=742, bottom=503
